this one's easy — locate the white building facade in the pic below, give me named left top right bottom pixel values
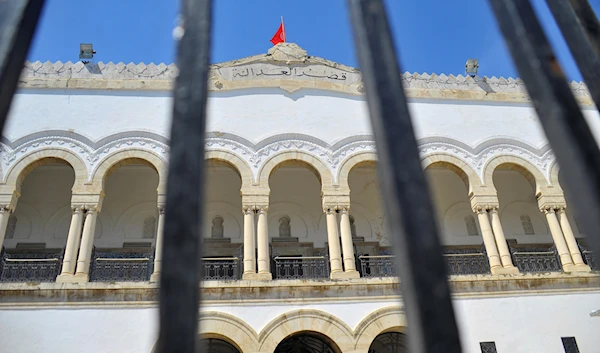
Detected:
left=0, top=44, right=598, bottom=353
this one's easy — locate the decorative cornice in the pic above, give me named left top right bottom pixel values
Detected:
left=19, top=43, right=592, bottom=104
left=0, top=130, right=557, bottom=185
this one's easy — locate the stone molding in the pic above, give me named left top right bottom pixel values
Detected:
left=0, top=130, right=561, bottom=195
left=18, top=42, right=593, bottom=105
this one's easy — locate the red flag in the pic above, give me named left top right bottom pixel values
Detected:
left=270, top=22, right=286, bottom=45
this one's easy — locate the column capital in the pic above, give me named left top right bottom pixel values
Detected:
left=158, top=206, right=166, bottom=215
left=256, top=205, right=268, bottom=214
left=338, top=205, right=350, bottom=214
left=323, top=206, right=336, bottom=214
left=71, top=205, right=86, bottom=214
left=541, top=206, right=557, bottom=215
left=472, top=204, right=494, bottom=214
left=242, top=205, right=255, bottom=215
left=0, top=205, right=13, bottom=214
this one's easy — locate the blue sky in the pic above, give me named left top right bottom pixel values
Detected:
left=28, top=0, right=600, bottom=81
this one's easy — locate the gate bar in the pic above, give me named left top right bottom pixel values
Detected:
left=157, top=0, right=213, bottom=353
left=545, top=0, right=600, bottom=112
left=488, top=0, right=600, bottom=259
left=0, top=0, right=46, bottom=134
left=347, top=1, right=462, bottom=352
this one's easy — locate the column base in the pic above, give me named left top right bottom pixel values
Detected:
left=69, top=273, right=90, bottom=283
left=56, top=274, right=76, bottom=283
left=253, top=272, right=272, bottom=280
left=563, top=264, right=592, bottom=273
left=331, top=270, right=360, bottom=280
left=490, top=266, right=519, bottom=275
left=242, top=272, right=260, bottom=280
left=149, top=272, right=161, bottom=282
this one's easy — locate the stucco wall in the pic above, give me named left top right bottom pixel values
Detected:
left=0, top=292, right=598, bottom=353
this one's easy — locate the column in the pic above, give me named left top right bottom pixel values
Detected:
left=543, top=207, right=575, bottom=270
left=339, top=207, right=359, bottom=278
left=557, top=208, right=589, bottom=270
left=74, top=208, right=99, bottom=282
left=325, top=207, right=343, bottom=276
left=256, top=206, right=271, bottom=280
left=475, top=207, right=502, bottom=272
left=150, top=207, right=166, bottom=282
left=489, top=207, right=517, bottom=269
left=0, top=207, right=13, bottom=251
left=57, top=207, right=85, bottom=279
left=242, top=206, right=257, bottom=278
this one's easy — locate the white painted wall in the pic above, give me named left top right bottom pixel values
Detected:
left=7, top=88, right=600, bottom=147
left=1, top=292, right=598, bottom=353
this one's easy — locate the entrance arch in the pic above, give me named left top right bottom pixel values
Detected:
left=274, top=332, right=339, bottom=353
left=368, top=332, right=409, bottom=353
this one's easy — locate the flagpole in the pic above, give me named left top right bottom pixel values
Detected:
left=281, top=16, right=286, bottom=42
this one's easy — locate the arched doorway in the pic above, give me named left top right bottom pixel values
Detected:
left=197, top=338, right=241, bottom=353
left=368, top=332, right=408, bottom=353
left=268, top=161, right=327, bottom=279
left=274, top=333, right=338, bottom=353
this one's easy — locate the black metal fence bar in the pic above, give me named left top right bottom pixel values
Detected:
left=488, top=0, right=600, bottom=264
left=0, top=0, right=46, bottom=132
left=347, top=1, right=462, bottom=352
left=157, top=1, right=213, bottom=353
left=545, top=0, right=600, bottom=112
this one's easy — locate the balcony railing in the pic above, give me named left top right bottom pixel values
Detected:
left=90, top=250, right=153, bottom=282
left=582, top=251, right=597, bottom=270
left=511, top=246, right=562, bottom=273
left=0, top=249, right=63, bottom=282
left=202, top=257, right=239, bottom=280
left=359, top=255, right=397, bottom=278
left=272, top=256, right=329, bottom=280
left=443, top=253, right=490, bottom=275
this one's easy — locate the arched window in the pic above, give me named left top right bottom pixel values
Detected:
left=464, top=215, right=479, bottom=236
left=211, top=216, right=224, bottom=238
left=368, top=332, right=408, bottom=353
left=349, top=215, right=358, bottom=238
left=520, top=214, right=535, bottom=235
left=279, top=216, right=291, bottom=237
left=274, top=333, right=337, bottom=353
left=198, top=338, right=240, bottom=353
left=143, top=216, right=157, bottom=239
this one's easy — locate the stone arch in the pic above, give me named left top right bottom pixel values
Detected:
left=258, top=309, right=354, bottom=353
left=354, top=306, right=406, bottom=353
left=2, top=148, right=87, bottom=193
left=206, top=150, right=254, bottom=191
left=89, top=149, right=166, bottom=194
left=482, top=155, right=548, bottom=195
left=257, top=151, right=334, bottom=193
left=548, top=160, right=566, bottom=195
left=199, top=311, right=259, bottom=353
left=337, top=152, right=378, bottom=192
left=422, top=153, right=481, bottom=195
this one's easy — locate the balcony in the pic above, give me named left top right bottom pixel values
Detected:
left=90, top=247, right=154, bottom=282
left=202, top=257, right=240, bottom=280
left=0, top=248, right=63, bottom=282
left=509, top=244, right=562, bottom=273
left=272, top=256, right=330, bottom=280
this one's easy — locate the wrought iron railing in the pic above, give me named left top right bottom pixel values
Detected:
left=201, top=257, right=239, bottom=280
left=89, top=251, right=153, bottom=282
left=582, top=251, right=598, bottom=270
left=4, top=1, right=600, bottom=352
left=272, top=256, right=329, bottom=280
left=0, top=250, right=63, bottom=282
left=511, top=247, right=562, bottom=273
left=359, top=255, right=397, bottom=278
left=443, top=253, right=490, bottom=275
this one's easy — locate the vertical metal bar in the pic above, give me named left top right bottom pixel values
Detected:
left=0, top=0, right=46, bottom=133
left=347, top=1, right=462, bottom=353
left=545, top=0, right=600, bottom=112
left=157, top=0, right=212, bottom=353
left=488, top=0, right=600, bottom=260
